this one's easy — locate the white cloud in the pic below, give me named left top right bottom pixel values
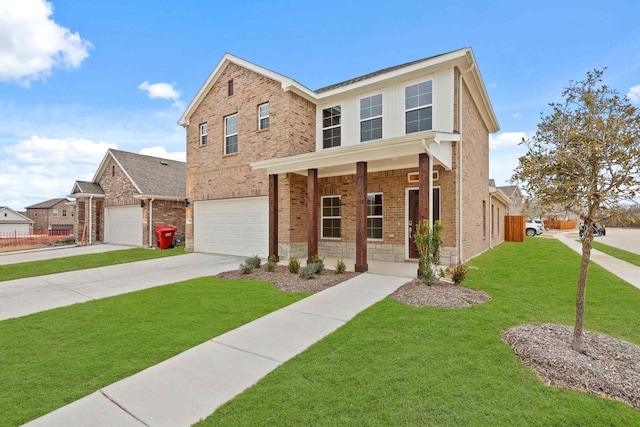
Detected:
left=489, top=131, right=529, bottom=150
left=138, top=81, right=181, bottom=101
left=139, top=146, right=186, bottom=162
left=3, top=136, right=116, bottom=164
left=627, top=85, right=640, bottom=104
left=488, top=82, right=497, bottom=88
left=0, top=0, right=93, bottom=84
left=512, top=113, right=520, bottom=119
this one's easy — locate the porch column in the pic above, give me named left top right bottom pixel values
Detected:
left=307, top=168, right=318, bottom=264
left=355, top=161, right=368, bottom=272
left=269, top=174, right=278, bottom=260
left=418, top=153, right=431, bottom=225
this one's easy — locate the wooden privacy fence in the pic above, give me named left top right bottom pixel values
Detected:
left=505, top=215, right=525, bottom=242
left=544, top=219, right=576, bottom=230
left=0, top=230, right=75, bottom=249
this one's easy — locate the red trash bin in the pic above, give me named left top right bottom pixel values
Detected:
left=155, top=226, right=177, bottom=249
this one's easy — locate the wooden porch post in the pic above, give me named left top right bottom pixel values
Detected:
left=269, top=174, right=278, bottom=260
left=307, top=168, right=318, bottom=264
left=418, top=153, right=431, bottom=224
left=355, top=161, right=368, bottom=272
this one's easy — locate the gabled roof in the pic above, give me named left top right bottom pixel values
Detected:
left=70, top=181, right=104, bottom=197
left=497, top=185, right=521, bottom=198
left=0, top=206, right=34, bottom=224
left=93, top=149, right=186, bottom=199
left=25, top=198, right=70, bottom=209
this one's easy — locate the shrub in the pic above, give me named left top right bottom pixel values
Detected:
left=288, top=256, right=300, bottom=274
left=311, top=254, right=325, bottom=273
left=299, top=264, right=316, bottom=280
left=239, top=263, right=253, bottom=274
left=450, top=263, right=468, bottom=285
left=414, top=219, right=443, bottom=285
left=268, top=254, right=279, bottom=263
left=266, top=260, right=277, bottom=272
left=335, top=258, right=346, bottom=274
left=244, top=255, right=261, bottom=269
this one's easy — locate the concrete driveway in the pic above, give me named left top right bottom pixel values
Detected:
left=0, top=253, right=243, bottom=321
left=596, top=227, right=640, bottom=255
left=0, top=244, right=127, bottom=265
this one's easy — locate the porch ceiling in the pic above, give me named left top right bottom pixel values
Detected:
left=251, top=131, right=459, bottom=178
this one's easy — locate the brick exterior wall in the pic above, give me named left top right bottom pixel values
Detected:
left=142, top=200, right=186, bottom=247
left=491, top=196, right=507, bottom=246
left=25, top=200, right=75, bottom=233
left=185, top=63, right=316, bottom=250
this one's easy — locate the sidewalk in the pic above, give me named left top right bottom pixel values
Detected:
left=554, top=232, right=640, bottom=291
left=0, top=244, right=126, bottom=265
left=24, top=272, right=410, bottom=427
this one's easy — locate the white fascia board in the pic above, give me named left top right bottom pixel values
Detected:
left=67, top=193, right=105, bottom=199
left=133, top=195, right=186, bottom=201
left=464, top=49, right=500, bottom=133
left=92, top=150, right=143, bottom=194
left=490, top=187, right=512, bottom=205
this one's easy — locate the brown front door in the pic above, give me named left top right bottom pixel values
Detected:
left=408, top=188, right=441, bottom=259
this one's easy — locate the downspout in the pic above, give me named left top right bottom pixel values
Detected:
left=458, top=62, right=476, bottom=263
left=148, top=198, right=154, bottom=248
left=489, top=193, right=493, bottom=249
left=88, top=196, right=93, bottom=245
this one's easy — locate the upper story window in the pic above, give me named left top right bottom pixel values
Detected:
left=367, top=193, right=383, bottom=239
left=228, top=79, right=234, bottom=96
left=62, top=209, right=67, bottom=217
left=52, top=209, right=58, bottom=217
left=321, top=196, right=341, bottom=239
left=258, top=103, right=270, bottom=130
left=224, top=114, right=238, bottom=154
left=360, top=94, right=382, bottom=142
left=405, top=81, right=433, bottom=134
left=322, top=106, right=341, bottom=149
left=71, top=209, right=75, bottom=217
left=199, top=123, right=208, bottom=145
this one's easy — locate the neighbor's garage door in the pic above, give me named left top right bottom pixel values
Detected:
left=194, top=197, right=268, bottom=257
left=104, top=205, right=142, bottom=246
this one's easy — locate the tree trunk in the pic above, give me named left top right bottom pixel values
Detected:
left=572, top=233, right=593, bottom=353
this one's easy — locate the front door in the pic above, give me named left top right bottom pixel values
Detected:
left=407, top=188, right=441, bottom=259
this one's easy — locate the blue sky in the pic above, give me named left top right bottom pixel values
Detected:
left=1, top=0, right=639, bottom=209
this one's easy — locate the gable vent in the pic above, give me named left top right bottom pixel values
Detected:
left=160, top=160, right=168, bottom=166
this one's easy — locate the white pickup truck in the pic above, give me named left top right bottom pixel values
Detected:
left=525, top=219, right=544, bottom=237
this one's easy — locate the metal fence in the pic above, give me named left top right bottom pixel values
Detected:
left=0, top=230, right=75, bottom=249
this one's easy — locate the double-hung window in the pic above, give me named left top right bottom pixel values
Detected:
left=258, top=103, right=269, bottom=130
left=321, top=196, right=341, bottom=238
left=322, top=106, right=341, bottom=148
left=199, top=123, right=207, bottom=145
left=405, top=81, right=433, bottom=134
left=367, top=193, right=383, bottom=239
left=52, top=209, right=58, bottom=217
left=224, top=114, right=238, bottom=154
left=62, top=209, right=67, bottom=217
left=360, top=94, right=382, bottom=142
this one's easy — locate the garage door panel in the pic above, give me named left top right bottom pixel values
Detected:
left=104, top=206, right=142, bottom=246
left=194, top=197, right=268, bottom=257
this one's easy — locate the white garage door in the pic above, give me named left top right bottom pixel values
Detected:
left=0, top=223, right=30, bottom=234
left=104, top=205, right=142, bottom=246
left=194, top=197, right=268, bottom=257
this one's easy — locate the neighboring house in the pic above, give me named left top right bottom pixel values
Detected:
left=69, top=149, right=186, bottom=247
left=25, top=198, right=76, bottom=233
left=497, top=185, right=524, bottom=216
left=179, top=47, right=506, bottom=270
left=0, top=206, right=34, bottom=234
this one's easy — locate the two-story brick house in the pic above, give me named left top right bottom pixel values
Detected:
left=179, top=48, right=508, bottom=271
left=25, top=198, right=76, bottom=234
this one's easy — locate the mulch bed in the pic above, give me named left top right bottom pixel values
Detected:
left=390, top=278, right=491, bottom=308
left=215, top=265, right=359, bottom=293
left=502, top=324, right=640, bottom=408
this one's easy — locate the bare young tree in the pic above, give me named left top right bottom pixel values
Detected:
left=512, top=69, right=640, bottom=352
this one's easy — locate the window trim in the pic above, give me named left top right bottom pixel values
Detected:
left=258, top=102, right=269, bottom=130
left=321, top=195, right=342, bottom=240
left=367, top=192, right=383, bottom=241
left=52, top=209, right=58, bottom=217
left=199, top=123, right=208, bottom=146
left=404, top=80, right=433, bottom=134
left=359, top=93, right=383, bottom=142
left=62, top=209, right=67, bottom=217
left=224, top=114, right=238, bottom=155
left=322, top=105, right=342, bottom=149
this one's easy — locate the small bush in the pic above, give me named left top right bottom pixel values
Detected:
left=239, top=263, right=253, bottom=274
left=311, top=254, right=325, bottom=273
left=268, top=254, right=279, bottom=263
left=450, top=263, right=468, bottom=285
left=299, top=264, right=316, bottom=280
left=335, top=258, right=346, bottom=274
left=288, top=256, right=300, bottom=274
left=245, top=255, right=261, bottom=269
left=266, top=260, right=277, bottom=272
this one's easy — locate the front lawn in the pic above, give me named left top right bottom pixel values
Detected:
left=201, top=238, right=640, bottom=426
left=0, top=246, right=185, bottom=282
left=0, top=277, right=307, bottom=426
left=592, top=240, right=640, bottom=267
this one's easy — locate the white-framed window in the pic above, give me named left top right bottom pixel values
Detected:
left=367, top=193, right=383, bottom=240
left=224, top=114, right=238, bottom=154
left=321, top=196, right=341, bottom=239
left=199, top=123, right=208, bottom=145
left=258, top=103, right=270, bottom=130
left=52, top=209, right=58, bottom=217
left=405, top=80, right=433, bottom=134
left=322, top=105, right=341, bottom=148
left=62, top=209, right=67, bottom=217
left=360, top=94, right=382, bottom=142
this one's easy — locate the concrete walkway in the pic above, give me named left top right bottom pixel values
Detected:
left=0, top=253, right=244, bottom=321
left=0, top=244, right=127, bottom=265
left=24, top=272, right=410, bottom=427
left=554, top=232, right=640, bottom=291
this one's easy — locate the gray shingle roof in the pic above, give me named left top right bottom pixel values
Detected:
left=110, top=150, right=186, bottom=198
left=498, top=185, right=519, bottom=197
left=25, top=198, right=70, bottom=209
left=72, top=181, right=105, bottom=196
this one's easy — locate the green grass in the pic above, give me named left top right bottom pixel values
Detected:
left=0, top=278, right=308, bottom=427
left=200, top=238, right=640, bottom=426
left=592, top=240, right=640, bottom=267
left=0, top=246, right=185, bottom=282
